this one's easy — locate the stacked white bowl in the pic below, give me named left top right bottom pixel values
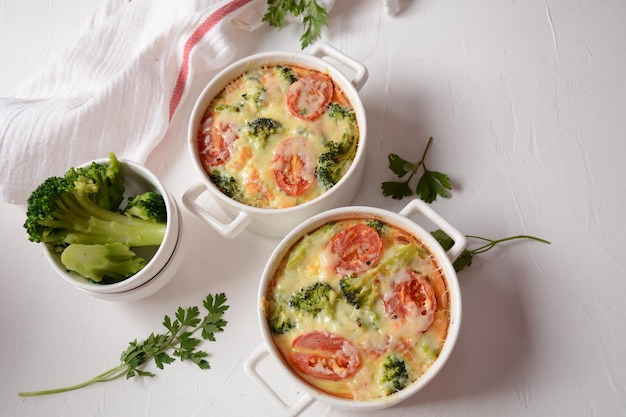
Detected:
left=43, top=158, right=183, bottom=302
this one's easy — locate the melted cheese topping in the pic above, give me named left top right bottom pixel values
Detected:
left=263, top=219, right=450, bottom=401
left=197, top=64, right=359, bottom=209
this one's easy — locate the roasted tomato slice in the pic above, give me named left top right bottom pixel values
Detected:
left=327, top=224, right=383, bottom=276
left=289, top=331, right=361, bottom=380
left=272, top=136, right=316, bottom=196
left=198, top=119, right=239, bottom=167
left=286, top=72, right=333, bottom=121
left=383, top=271, right=436, bottom=331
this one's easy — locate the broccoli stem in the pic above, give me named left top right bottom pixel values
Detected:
left=45, top=191, right=165, bottom=247
left=61, top=243, right=147, bottom=282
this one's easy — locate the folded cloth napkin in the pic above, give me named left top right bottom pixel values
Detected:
left=0, top=0, right=398, bottom=205
left=0, top=0, right=267, bottom=205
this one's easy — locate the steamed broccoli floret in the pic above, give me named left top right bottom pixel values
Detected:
left=267, top=296, right=295, bottom=335
left=289, top=282, right=338, bottom=317
left=124, top=191, right=167, bottom=223
left=23, top=154, right=166, bottom=249
left=61, top=242, right=147, bottom=283
left=327, top=103, right=355, bottom=122
left=380, top=352, right=411, bottom=395
left=209, top=170, right=241, bottom=199
left=64, top=152, right=125, bottom=211
left=316, top=134, right=358, bottom=190
left=245, top=117, right=282, bottom=146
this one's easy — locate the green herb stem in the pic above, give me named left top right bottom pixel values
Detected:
left=18, top=293, right=229, bottom=398
left=418, top=136, right=434, bottom=169
left=381, top=136, right=451, bottom=202
left=18, top=365, right=127, bottom=397
left=466, top=234, right=552, bottom=254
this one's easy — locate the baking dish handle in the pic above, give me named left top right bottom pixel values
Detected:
left=244, top=345, right=314, bottom=417
left=399, top=199, right=468, bottom=262
left=181, top=181, right=252, bottom=239
left=309, top=41, right=369, bottom=91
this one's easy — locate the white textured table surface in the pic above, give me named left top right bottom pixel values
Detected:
left=2, top=1, right=625, bottom=416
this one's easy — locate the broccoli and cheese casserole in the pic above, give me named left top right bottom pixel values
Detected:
left=262, top=217, right=451, bottom=400
left=197, top=64, right=359, bottom=209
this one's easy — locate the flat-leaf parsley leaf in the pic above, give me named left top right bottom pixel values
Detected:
left=263, top=0, right=330, bottom=49
left=18, top=293, right=229, bottom=397
left=382, top=137, right=452, bottom=203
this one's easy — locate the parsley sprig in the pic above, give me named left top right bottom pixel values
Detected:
left=381, top=137, right=452, bottom=203
left=431, top=230, right=551, bottom=272
left=263, top=0, right=329, bottom=49
left=381, top=137, right=550, bottom=270
left=18, top=293, right=229, bottom=397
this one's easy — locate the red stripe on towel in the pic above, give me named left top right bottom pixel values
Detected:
left=169, top=0, right=253, bottom=121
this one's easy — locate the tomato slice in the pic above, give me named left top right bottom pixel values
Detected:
left=272, top=136, right=316, bottom=196
left=289, top=331, right=361, bottom=381
left=327, top=224, right=383, bottom=276
left=383, top=271, right=436, bottom=331
left=198, top=119, right=239, bottom=167
left=286, top=72, right=333, bottom=121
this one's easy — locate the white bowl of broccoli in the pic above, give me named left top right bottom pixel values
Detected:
left=25, top=153, right=181, bottom=298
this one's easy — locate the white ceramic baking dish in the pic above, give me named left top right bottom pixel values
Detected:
left=183, top=42, right=368, bottom=238
left=244, top=199, right=467, bottom=415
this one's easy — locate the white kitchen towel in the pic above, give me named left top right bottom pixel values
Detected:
left=0, top=0, right=267, bottom=205
left=0, top=0, right=398, bottom=205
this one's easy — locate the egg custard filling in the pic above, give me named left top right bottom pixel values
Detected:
left=197, top=64, right=359, bottom=209
left=262, top=218, right=450, bottom=400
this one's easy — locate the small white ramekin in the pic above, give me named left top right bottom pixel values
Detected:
left=183, top=42, right=368, bottom=239
left=43, top=157, right=181, bottom=298
left=245, top=199, right=467, bottom=415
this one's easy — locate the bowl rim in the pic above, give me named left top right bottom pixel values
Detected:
left=255, top=204, right=462, bottom=410
left=43, top=157, right=179, bottom=294
left=186, top=49, right=368, bottom=216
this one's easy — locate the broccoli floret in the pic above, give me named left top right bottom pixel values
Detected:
left=286, top=223, right=337, bottom=269
left=366, top=219, right=386, bottom=234
left=327, top=103, right=355, bottom=122
left=124, top=191, right=167, bottom=223
left=339, top=271, right=380, bottom=329
left=60, top=242, right=147, bottom=283
left=215, top=103, right=243, bottom=112
left=340, top=242, right=423, bottom=329
left=242, top=85, right=267, bottom=108
left=277, top=65, right=298, bottom=83
left=64, top=152, right=125, bottom=211
left=23, top=154, right=166, bottom=248
left=267, top=296, right=295, bottom=335
left=245, top=117, right=282, bottom=147
left=339, top=273, right=379, bottom=310
left=380, top=352, right=411, bottom=395
left=316, top=134, right=358, bottom=190
left=209, top=170, right=241, bottom=199
left=289, top=282, right=338, bottom=317
left=340, top=242, right=421, bottom=310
